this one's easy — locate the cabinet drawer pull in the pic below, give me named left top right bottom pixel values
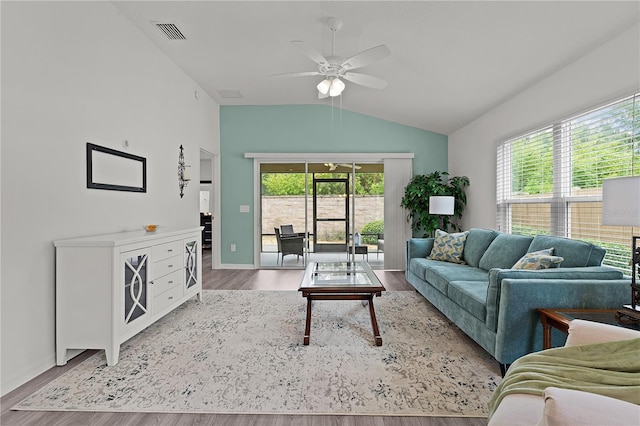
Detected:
left=168, top=296, right=174, bottom=300
left=168, top=280, right=173, bottom=284
left=168, top=264, right=173, bottom=268
left=150, top=280, right=155, bottom=285
left=168, top=249, right=173, bottom=253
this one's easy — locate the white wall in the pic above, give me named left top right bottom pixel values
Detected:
left=449, top=24, right=640, bottom=230
left=0, top=1, right=220, bottom=395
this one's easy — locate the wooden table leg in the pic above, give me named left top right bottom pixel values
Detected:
left=367, top=295, right=382, bottom=346
left=540, top=314, right=552, bottom=349
left=304, top=297, right=312, bottom=345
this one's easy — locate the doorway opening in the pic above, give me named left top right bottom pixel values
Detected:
left=200, top=149, right=216, bottom=271
left=313, top=178, right=349, bottom=253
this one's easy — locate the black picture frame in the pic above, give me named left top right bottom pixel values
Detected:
left=86, top=143, right=147, bottom=192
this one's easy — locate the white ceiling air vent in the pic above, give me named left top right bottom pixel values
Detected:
left=216, top=89, right=243, bottom=99
left=152, top=22, right=186, bottom=40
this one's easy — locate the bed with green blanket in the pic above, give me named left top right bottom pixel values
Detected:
left=488, top=336, right=640, bottom=418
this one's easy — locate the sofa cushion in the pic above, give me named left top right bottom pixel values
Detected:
left=428, top=229, right=469, bottom=264
left=409, top=258, right=432, bottom=281
left=527, top=235, right=605, bottom=267
left=463, top=228, right=500, bottom=268
left=513, top=249, right=564, bottom=270
left=448, top=281, right=489, bottom=321
left=410, top=258, right=488, bottom=294
left=479, top=234, right=534, bottom=270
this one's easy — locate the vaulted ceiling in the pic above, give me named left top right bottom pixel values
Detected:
left=112, top=1, right=639, bottom=135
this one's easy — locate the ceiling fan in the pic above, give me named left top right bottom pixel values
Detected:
left=274, top=17, right=391, bottom=98
left=324, top=162, right=362, bottom=171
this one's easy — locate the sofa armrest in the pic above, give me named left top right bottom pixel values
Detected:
left=406, top=238, right=434, bottom=260
left=493, top=278, right=630, bottom=364
left=566, top=319, right=640, bottom=347
left=539, top=387, right=640, bottom=426
left=486, top=267, right=624, bottom=332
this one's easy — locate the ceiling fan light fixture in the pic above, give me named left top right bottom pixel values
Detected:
left=329, top=78, right=345, bottom=97
left=317, top=79, right=331, bottom=95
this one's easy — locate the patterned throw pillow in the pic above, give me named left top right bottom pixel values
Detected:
left=512, top=248, right=564, bottom=270
left=427, top=229, right=469, bottom=264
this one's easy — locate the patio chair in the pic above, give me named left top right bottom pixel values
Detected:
left=274, top=227, right=304, bottom=265
left=281, top=224, right=295, bottom=236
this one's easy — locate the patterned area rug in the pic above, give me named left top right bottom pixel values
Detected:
left=15, top=290, right=501, bottom=416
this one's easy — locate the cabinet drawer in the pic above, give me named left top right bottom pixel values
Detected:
left=152, top=269, right=182, bottom=295
left=154, top=284, right=183, bottom=313
left=152, top=240, right=182, bottom=261
left=153, top=254, right=182, bottom=279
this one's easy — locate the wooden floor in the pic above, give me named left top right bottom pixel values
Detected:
left=1, top=250, right=487, bottom=426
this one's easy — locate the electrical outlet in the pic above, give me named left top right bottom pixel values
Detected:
left=231, top=244, right=236, bottom=252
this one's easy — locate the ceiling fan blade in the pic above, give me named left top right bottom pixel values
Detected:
left=292, top=40, right=329, bottom=66
left=343, top=72, right=388, bottom=90
left=324, top=162, right=338, bottom=171
left=338, top=163, right=362, bottom=169
left=270, top=71, right=320, bottom=78
left=341, top=45, right=391, bottom=70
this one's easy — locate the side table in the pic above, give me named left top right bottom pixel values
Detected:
left=348, top=245, right=369, bottom=261
left=536, top=308, right=640, bottom=349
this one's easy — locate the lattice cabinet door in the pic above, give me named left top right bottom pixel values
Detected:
left=122, top=249, right=151, bottom=327
left=184, top=238, right=199, bottom=290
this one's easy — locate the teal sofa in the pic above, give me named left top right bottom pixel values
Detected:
left=405, top=228, right=630, bottom=369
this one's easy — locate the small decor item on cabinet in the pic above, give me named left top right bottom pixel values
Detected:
left=178, top=144, right=191, bottom=198
left=143, top=224, right=159, bottom=232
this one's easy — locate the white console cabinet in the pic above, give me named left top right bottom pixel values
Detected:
left=54, top=227, right=203, bottom=366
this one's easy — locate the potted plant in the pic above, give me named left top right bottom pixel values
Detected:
left=400, top=171, right=469, bottom=237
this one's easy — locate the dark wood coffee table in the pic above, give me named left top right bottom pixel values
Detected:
left=299, top=261, right=385, bottom=346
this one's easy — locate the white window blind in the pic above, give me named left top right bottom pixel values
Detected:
left=497, top=93, right=639, bottom=273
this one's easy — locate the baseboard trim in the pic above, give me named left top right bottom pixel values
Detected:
left=1, top=355, right=55, bottom=397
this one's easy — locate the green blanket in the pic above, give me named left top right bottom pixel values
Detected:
left=488, top=337, right=640, bottom=418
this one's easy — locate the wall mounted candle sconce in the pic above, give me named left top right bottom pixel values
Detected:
left=178, top=145, right=191, bottom=198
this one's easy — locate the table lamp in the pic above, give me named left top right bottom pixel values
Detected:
left=602, top=176, right=640, bottom=322
left=429, top=196, right=455, bottom=215
left=429, top=196, right=455, bottom=234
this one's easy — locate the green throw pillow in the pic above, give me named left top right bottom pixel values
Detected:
left=427, top=229, right=469, bottom=264
left=513, top=248, right=564, bottom=270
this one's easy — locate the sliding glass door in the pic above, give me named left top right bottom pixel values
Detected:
left=258, top=160, right=385, bottom=269
left=260, top=162, right=307, bottom=268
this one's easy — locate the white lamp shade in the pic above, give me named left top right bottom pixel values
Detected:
left=429, top=196, right=455, bottom=215
left=329, top=78, right=345, bottom=97
left=602, top=176, right=640, bottom=226
left=317, top=79, right=331, bottom=95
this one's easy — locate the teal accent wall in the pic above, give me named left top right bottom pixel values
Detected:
left=220, top=104, right=447, bottom=265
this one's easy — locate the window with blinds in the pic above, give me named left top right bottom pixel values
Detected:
left=497, top=93, right=639, bottom=273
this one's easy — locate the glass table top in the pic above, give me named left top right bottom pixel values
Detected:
left=299, top=261, right=384, bottom=290
left=313, top=262, right=365, bottom=272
